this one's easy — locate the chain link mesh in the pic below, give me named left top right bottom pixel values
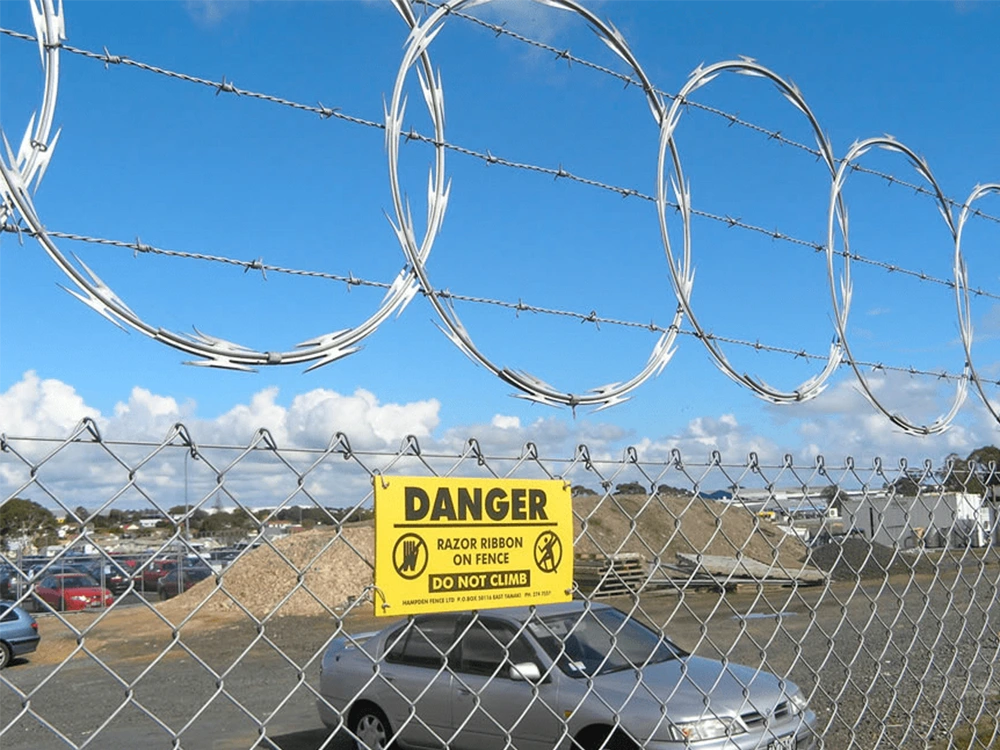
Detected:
left=1, top=424, right=998, bottom=749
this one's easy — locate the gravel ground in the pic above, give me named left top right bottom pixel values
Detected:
left=2, top=552, right=998, bottom=750
left=807, top=537, right=938, bottom=580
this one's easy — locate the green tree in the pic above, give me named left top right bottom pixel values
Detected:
left=342, top=507, right=373, bottom=524
left=941, top=446, right=1000, bottom=495
left=167, top=505, right=208, bottom=531
left=571, top=485, right=597, bottom=498
left=657, top=484, right=692, bottom=497
left=1, top=498, right=57, bottom=546
left=614, top=482, right=647, bottom=496
left=820, top=484, right=847, bottom=513
left=886, top=471, right=925, bottom=497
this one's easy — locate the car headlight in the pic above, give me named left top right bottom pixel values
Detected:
left=788, top=690, right=809, bottom=715
left=668, top=717, right=744, bottom=741
left=69, top=595, right=88, bottom=602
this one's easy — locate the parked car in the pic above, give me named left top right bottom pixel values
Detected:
left=207, top=549, right=241, bottom=571
left=25, top=562, right=92, bottom=580
left=0, top=565, right=28, bottom=600
left=75, top=559, right=132, bottom=596
left=318, top=602, right=816, bottom=750
left=33, top=573, right=114, bottom=612
left=156, top=565, right=214, bottom=601
left=0, top=601, right=40, bottom=668
left=138, top=559, right=180, bottom=589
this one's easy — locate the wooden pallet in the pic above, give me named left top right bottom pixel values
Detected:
left=574, top=553, right=648, bottom=598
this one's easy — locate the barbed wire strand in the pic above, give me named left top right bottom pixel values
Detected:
left=1, top=24, right=997, bottom=243
left=3, top=223, right=991, bottom=388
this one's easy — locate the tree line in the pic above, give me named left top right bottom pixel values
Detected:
left=0, top=499, right=374, bottom=549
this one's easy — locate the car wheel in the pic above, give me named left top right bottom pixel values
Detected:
left=605, top=732, right=638, bottom=750
left=350, top=703, right=393, bottom=750
left=576, top=727, right=638, bottom=750
left=158, top=588, right=168, bottom=601
left=0, top=642, right=11, bottom=669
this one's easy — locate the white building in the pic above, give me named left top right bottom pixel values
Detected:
left=839, top=491, right=994, bottom=549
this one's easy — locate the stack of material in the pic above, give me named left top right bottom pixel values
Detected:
left=667, top=553, right=827, bottom=591
left=574, top=553, right=647, bottom=598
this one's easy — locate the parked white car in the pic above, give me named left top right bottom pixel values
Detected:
left=318, top=601, right=817, bottom=749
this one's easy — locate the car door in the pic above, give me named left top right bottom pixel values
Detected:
left=373, top=615, right=457, bottom=749
left=34, top=576, right=58, bottom=607
left=450, top=617, right=561, bottom=750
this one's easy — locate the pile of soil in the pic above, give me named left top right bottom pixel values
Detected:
left=807, top=537, right=937, bottom=580
left=159, top=525, right=374, bottom=620
left=573, top=493, right=808, bottom=568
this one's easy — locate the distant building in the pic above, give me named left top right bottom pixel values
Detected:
left=262, top=519, right=297, bottom=541
left=840, top=491, right=994, bottom=549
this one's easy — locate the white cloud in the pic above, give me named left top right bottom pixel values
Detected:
left=2, top=370, right=998, bottom=513
left=284, top=388, right=440, bottom=450
left=763, top=373, right=993, bottom=464
left=632, top=413, right=781, bottom=466
left=0, top=378, right=442, bottom=452
left=183, top=0, right=249, bottom=27
left=0, top=371, right=101, bottom=437
left=468, top=0, right=580, bottom=44
left=0, top=373, right=443, bottom=511
left=111, top=387, right=191, bottom=438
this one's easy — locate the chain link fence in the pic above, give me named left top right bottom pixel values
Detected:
left=2, top=422, right=999, bottom=749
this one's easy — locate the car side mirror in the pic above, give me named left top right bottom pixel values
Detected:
left=509, top=662, right=541, bottom=682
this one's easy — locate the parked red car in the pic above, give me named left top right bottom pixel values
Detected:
left=139, top=559, right=179, bottom=589
left=156, top=566, right=213, bottom=601
left=33, top=573, right=113, bottom=611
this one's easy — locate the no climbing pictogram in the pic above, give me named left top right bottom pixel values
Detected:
left=534, top=530, right=562, bottom=573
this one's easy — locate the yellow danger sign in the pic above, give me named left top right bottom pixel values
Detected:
left=374, top=476, right=573, bottom=616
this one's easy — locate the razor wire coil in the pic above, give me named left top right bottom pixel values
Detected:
left=0, top=0, right=998, bottom=432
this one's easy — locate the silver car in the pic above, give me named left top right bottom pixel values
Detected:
left=0, top=600, right=41, bottom=669
left=318, top=601, right=817, bottom=750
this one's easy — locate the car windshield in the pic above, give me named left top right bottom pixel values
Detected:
left=528, top=607, right=683, bottom=677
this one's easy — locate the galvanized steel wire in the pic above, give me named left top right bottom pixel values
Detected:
left=0, top=424, right=999, bottom=748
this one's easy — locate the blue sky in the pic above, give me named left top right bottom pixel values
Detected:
left=2, top=0, right=1000, bottom=488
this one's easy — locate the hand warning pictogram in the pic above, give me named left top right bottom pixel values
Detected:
left=392, top=533, right=428, bottom=580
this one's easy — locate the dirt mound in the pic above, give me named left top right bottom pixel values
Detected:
left=807, top=538, right=937, bottom=580
left=159, top=525, right=374, bottom=619
left=573, top=493, right=807, bottom=567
